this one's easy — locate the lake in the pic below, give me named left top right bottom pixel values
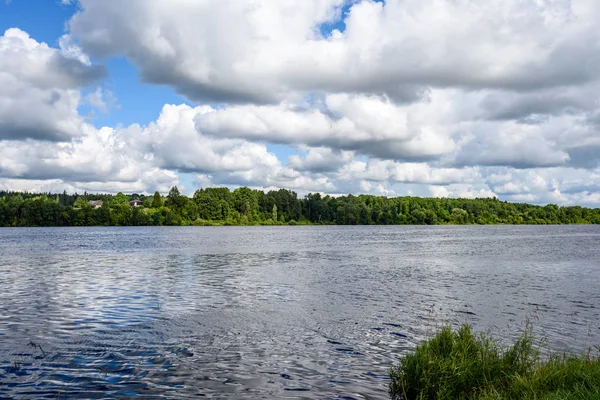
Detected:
left=1, top=225, right=599, bottom=399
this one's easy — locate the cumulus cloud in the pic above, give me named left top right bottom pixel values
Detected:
left=429, top=185, right=497, bottom=200
left=0, top=28, right=105, bottom=141
left=138, top=104, right=282, bottom=174
left=9, top=115, right=163, bottom=187
left=485, top=167, right=600, bottom=196
left=452, top=120, right=572, bottom=169
left=68, top=0, right=347, bottom=103
left=0, top=103, right=329, bottom=195
left=195, top=88, right=599, bottom=171
left=68, top=0, right=600, bottom=103
left=288, top=147, right=355, bottom=173
left=334, top=159, right=480, bottom=185
left=0, top=28, right=105, bottom=89
left=196, top=93, right=457, bottom=160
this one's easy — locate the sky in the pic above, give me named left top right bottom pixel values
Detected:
left=0, top=0, right=599, bottom=207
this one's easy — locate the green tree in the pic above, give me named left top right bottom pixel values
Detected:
left=73, top=197, right=89, bottom=209
left=233, top=187, right=259, bottom=220
left=166, top=186, right=185, bottom=210
left=152, top=191, right=162, bottom=208
left=112, top=192, right=129, bottom=206
left=451, top=208, right=469, bottom=224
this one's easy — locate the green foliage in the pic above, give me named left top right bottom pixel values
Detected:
left=451, top=208, right=469, bottom=224
left=1, top=188, right=599, bottom=227
left=165, top=186, right=185, bottom=210
left=73, top=197, right=89, bottom=209
left=389, top=324, right=600, bottom=400
left=152, top=191, right=162, bottom=208
left=112, top=192, right=129, bottom=206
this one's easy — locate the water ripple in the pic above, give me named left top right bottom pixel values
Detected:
left=0, top=225, right=599, bottom=398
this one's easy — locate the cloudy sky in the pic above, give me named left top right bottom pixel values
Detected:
left=1, top=0, right=600, bottom=206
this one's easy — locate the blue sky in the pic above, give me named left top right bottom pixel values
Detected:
left=0, top=1, right=71, bottom=41
left=1, top=0, right=600, bottom=206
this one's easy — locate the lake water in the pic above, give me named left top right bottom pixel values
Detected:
left=0, top=226, right=599, bottom=399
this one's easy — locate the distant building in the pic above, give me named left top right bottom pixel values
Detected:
left=129, top=200, right=143, bottom=207
left=89, top=200, right=103, bottom=209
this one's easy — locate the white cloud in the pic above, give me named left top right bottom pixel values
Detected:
left=482, top=167, right=600, bottom=206
left=195, top=87, right=600, bottom=171
left=429, top=185, right=451, bottom=198
left=0, top=28, right=105, bottom=141
left=0, top=102, right=335, bottom=195
left=140, top=104, right=282, bottom=174
left=429, top=185, right=496, bottom=200
left=451, top=119, right=573, bottom=168
left=288, top=147, right=355, bottom=172
left=68, top=0, right=600, bottom=103
left=196, top=93, right=457, bottom=160
left=335, top=159, right=480, bottom=185
left=85, top=87, right=117, bottom=113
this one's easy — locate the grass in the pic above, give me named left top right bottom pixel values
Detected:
left=389, top=324, right=600, bottom=400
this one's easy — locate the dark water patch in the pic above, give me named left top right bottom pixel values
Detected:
left=335, top=348, right=365, bottom=356
left=328, top=379, right=352, bottom=385
left=454, top=310, right=476, bottom=316
left=570, top=301, right=596, bottom=309
left=383, top=323, right=403, bottom=328
left=362, top=371, right=391, bottom=380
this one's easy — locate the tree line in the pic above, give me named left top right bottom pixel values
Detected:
left=0, top=187, right=599, bottom=227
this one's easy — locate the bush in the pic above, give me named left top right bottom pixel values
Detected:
left=389, top=324, right=600, bottom=400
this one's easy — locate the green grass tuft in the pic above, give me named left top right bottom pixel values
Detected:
left=389, top=324, right=600, bottom=400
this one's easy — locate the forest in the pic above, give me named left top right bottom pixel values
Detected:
left=0, top=187, right=599, bottom=227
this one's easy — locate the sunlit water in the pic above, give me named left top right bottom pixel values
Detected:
left=1, top=226, right=599, bottom=399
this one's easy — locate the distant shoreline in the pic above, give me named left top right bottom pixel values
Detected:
left=1, top=187, right=599, bottom=227
left=1, top=222, right=599, bottom=228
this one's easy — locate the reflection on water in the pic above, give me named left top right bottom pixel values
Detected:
left=1, top=225, right=599, bottom=398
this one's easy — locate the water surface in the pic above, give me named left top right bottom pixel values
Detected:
left=1, top=226, right=599, bottom=399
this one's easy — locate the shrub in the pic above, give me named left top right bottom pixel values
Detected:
left=389, top=324, right=600, bottom=400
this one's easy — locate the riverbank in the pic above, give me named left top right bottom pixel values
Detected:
left=389, top=324, right=600, bottom=399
